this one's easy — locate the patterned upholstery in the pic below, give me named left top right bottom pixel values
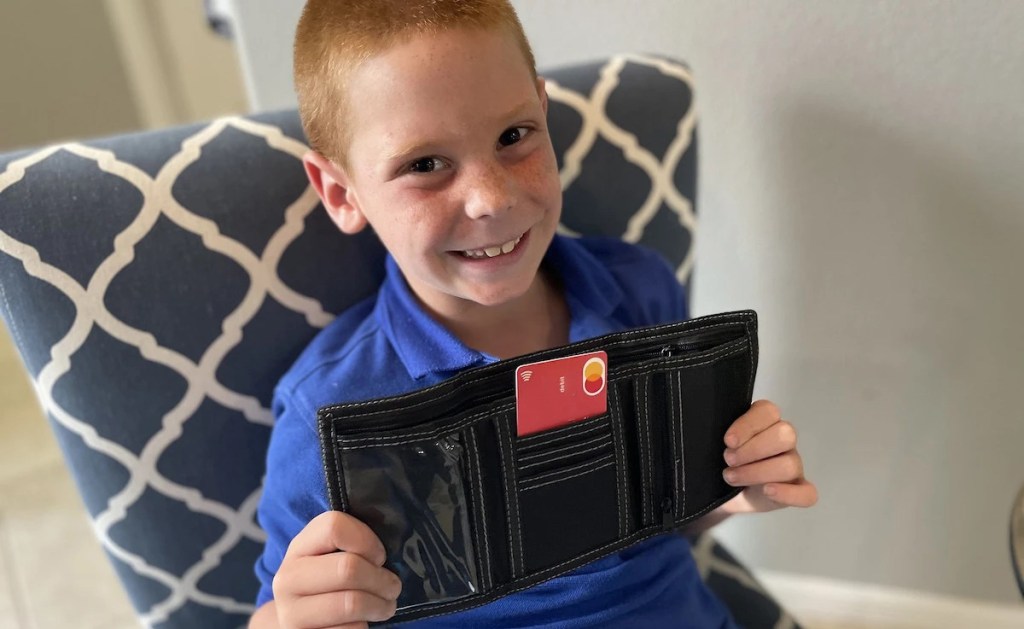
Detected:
left=0, top=55, right=795, bottom=628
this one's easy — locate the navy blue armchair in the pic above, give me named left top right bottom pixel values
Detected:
left=0, top=55, right=797, bottom=628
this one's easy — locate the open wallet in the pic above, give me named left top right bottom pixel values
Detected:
left=316, top=310, right=759, bottom=625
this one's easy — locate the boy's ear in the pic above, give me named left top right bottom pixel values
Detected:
left=536, top=76, right=549, bottom=115
left=302, top=150, right=368, bottom=234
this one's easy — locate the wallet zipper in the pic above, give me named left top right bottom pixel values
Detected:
left=656, top=325, right=744, bottom=358
left=608, top=323, right=744, bottom=365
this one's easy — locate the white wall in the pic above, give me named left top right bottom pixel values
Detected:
left=0, top=0, right=141, bottom=151
left=513, top=0, right=1024, bottom=604
left=1, top=1, right=246, bottom=153
left=227, top=0, right=306, bottom=111
left=229, top=0, right=1024, bottom=604
left=104, top=0, right=248, bottom=129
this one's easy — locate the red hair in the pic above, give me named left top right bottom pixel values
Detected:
left=293, top=0, right=537, bottom=166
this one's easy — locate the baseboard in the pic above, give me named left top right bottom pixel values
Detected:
left=757, top=570, right=1024, bottom=628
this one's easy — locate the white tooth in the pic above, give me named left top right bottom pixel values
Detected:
left=485, top=246, right=502, bottom=257
left=501, top=240, right=515, bottom=254
left=514, top=235, right=522, bottom=244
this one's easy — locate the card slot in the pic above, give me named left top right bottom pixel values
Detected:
left=518, top=431, right=612, bottom=467
left=517, top=455, right=620, bottom=574
left=518, top=442, right=612, bottom=476
left=519, top=453, right=617, bottom=491
left=518, top=441, right=615, bottom=485
left=516, top=414, right=610, bottom=454
left=515, top=417, right=613, bottom=483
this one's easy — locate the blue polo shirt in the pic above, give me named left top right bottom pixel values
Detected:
left=256, top=235, right=737, bottom=628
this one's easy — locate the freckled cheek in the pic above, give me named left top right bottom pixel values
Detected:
left=390, top=191, right=461, bottom=250
left=515, top=151, right=563, bottom=208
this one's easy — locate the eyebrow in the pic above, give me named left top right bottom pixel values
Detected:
left=383, top=99, right=539, bottom=164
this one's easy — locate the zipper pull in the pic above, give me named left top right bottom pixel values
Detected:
left=660, top=345, right=678, bottom=358
left=661, top=496, right=674, bottom=529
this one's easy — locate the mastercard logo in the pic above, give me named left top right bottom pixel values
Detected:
left=582, top=357, right=606, bottom=397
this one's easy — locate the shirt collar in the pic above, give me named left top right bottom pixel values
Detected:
left=375, top=235, right=625, bottom=380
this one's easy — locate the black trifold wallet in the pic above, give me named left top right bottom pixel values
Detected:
left=317, top=310, right=759, bottom=625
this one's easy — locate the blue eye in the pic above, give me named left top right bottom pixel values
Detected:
left=498, top=127, right=529, bottom=147
left=409, top=157, right=444, bottom=173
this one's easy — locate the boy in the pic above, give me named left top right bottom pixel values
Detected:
left=251, top=1, right=818, bottom=627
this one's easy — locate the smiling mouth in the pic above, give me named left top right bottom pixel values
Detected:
left=458, top=232, right=525, bottom=259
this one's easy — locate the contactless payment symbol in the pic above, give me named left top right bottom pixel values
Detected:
left=515, top=350, right=609, bottom=436
left=582, top=357, right=606, bottom=396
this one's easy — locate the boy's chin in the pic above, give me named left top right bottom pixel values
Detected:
left=459, top=284, right=532, bottom=308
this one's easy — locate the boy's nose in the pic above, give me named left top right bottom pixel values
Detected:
left=463, top=163, right=515, bottom=219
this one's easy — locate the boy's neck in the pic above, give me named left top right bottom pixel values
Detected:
left=424, top=268, right=570, bottom=361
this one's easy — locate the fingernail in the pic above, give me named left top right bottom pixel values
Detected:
left=723, top=470, right=736, bottom=484
left=723, top=449, right=736, bottom=466
left=725, top=433, right=739, bottom=448
left=764, top=485, right=777, bottom=497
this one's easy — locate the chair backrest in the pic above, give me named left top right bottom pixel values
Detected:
left=0, top=55, right=696, bottom=628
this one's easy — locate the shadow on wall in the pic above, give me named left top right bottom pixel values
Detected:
left=751, top=102, right=1024, bottom=602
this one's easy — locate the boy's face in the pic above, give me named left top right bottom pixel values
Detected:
left=311, top=27, right=562, bottom=314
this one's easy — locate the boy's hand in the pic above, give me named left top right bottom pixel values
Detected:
left=720, top=399, right=818, bottom=514
left=272, top=511, right=402, bottom=629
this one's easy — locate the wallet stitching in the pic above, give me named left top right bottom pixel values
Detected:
left=330, top=423, right=348, bottom=512
left=405, top=482, right=742, bottom=622
left=634, top=375, right=647, bottom=525
left=494, top=416, right=524, bottom=578
left=519, top=455, right=616, bottom=491
left=335, top=347, right=747, bottom=450
left=464, top=431, right=491, bottom=591
left=518, top=451, right=616, bottom=487
left=638, top=374, right=652, bottom=526
left=610, top=385, right=627, bottom=537
left=667, top=370, right=680, bottom=519
left=400, top=523, right=680, bottom=619
left=518, top=430, right=611, bottom=461
left=676, top=369, right=686, bottom=517
left=462, top=433, right=485, bottom=591
left=518, top=437, right=612, bottom=470
left=322, top=317, right=753, bottom=417
left=517, top=416, right=610, bottom=449
left=338, top=403, right=514, bottom=448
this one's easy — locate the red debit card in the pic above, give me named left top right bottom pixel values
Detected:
left=515, top=350, right=608, bottom=436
